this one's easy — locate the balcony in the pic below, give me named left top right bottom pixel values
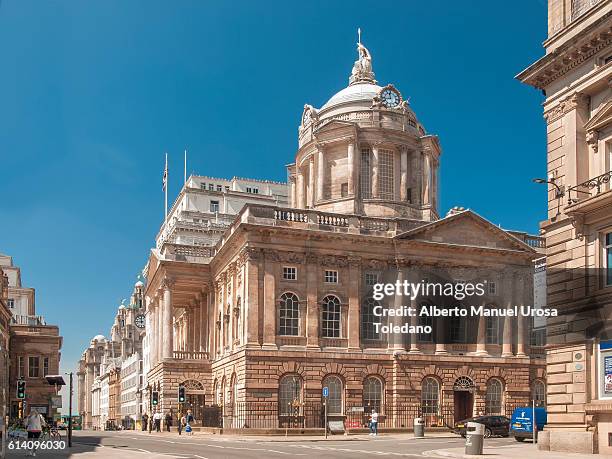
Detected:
left=10, top=315, right=46, bottom=326
left=161, top=243, right=215, bottom=263
left=172, top=350, right=209, bottom=360
left=568, top=170, right=612, bottom=204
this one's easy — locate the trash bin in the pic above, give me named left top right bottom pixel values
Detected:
left=465, top=421, right=484, bottom=455
left=414, top=417, right=425, bottom=438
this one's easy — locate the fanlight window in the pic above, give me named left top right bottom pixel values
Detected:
left=279, top=293, right=299, bottom=336
left=181, top=380, right=204, bottom=391
left=363, top=376, right=383, bottom=413
left=421, top=377, right=440, bottom=416
left=485, top=379, right=504, bottom=415
left=453, top=376, right=474, bottom=391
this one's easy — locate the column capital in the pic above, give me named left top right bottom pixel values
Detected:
left=161, top=278, right=175, bottom=290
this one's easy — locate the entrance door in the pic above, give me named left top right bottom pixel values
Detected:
left=184, top=394, right=205, bottom=425
left=453, top=391, right=473, bottom=423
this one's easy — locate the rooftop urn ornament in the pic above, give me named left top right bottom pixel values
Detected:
left=350, top=28, right=376, bottom=85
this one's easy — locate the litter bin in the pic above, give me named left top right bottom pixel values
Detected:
left=413, top=417, right=424, bottom=438
left=465, top=422, right=484, bottom=455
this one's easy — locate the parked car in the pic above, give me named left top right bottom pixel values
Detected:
left=510, top=407, right=547, bottom=442
left=454, top=415, right=510, bottom=438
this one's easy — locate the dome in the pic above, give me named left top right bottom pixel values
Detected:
left=118, top=304, right=126, bottom=310
left=321, top=83, right=381, bottom=110
left=92, top=334, right=106, bottom=342
left=135, top=280, right=144, bottom=288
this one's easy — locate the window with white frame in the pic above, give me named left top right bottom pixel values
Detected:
left=324, top=270, right=338, bottom=284
left=421, top=377, right=440, bottom=416
left=18, top=356, right=24, bottom=379
left=321, top=295, right=341, bottom=338
left=365, top=272, right=378, bottom=287
left=533, top=380, right=546, bottom=407
left=485, top=315, right=500, bottom=344
left=485, top=378, right=504, bottom=415
left=282, top=267, right=297, bottom=281
left=363, top=376, right=383, bottom=413
left=29, top=356, right=40, bottom=378
left=360, top=149, right=372, bottom=198
left=7, top=299, right=14, bottom=308
left=210, top=200, right=219, bottom=213
left=418, top=314, right=433, bottom=342
left=323, top=375, right=343, bottom=415
left=279, top=374, right=302, bottom=415
left=378, top=149, right=394, bottom=200
left=606, top=233, right=612, bottom=286
left=278, top=293, right=299, bottom=336
left=361, top=298, right=380, bottom=340
left=43, top=357, right=49, bottom=377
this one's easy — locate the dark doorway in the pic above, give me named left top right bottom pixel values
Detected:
left=453, top=390, right=473, bottom=423
left=184, top=394, right=205, bottom=425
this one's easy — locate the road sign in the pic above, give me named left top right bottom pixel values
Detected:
left=322, top=386, right=329, bottom=398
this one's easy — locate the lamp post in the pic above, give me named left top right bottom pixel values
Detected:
left=533, top=177, right=564, bottom=218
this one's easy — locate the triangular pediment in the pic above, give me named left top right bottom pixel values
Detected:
left=584, top=98, right=612, bottom=132
left=395, top=210, right=535, bottom=252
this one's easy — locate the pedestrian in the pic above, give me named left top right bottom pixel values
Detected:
left=142, top=413, right=149, bottom=432
left=369, top=409, right=379, bottom=437
left=165, top=411, right=173, bottom=432
left=178, top=412, right=186, bottom=436
left=25, top=408, right=46, bottom=457
left=153, top=410, right=162, bottom=432
left=185, top=409, right=194, bottom=436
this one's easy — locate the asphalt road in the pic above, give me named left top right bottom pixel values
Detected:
left=5, top=430, right=521, bottom=458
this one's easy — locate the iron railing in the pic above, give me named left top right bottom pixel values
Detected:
left=568, top=170, right=612, bottom=204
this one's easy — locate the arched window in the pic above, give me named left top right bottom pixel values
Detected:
left=279, top=374, right=302, bottom=416
left=363, top=376, right=383, bottom=413
left=323, top=375, right=343, bottom=415
left=361, top=298, right=380, bottom=340
left=321, top=296, right=341, bottom=338
left=421, top=377, right=440, bottom=416
left=533, top=380, right=546, bottom=407
left=485, top=378, right=504, bottom=415
left=279, top=293, right=299, bottom=336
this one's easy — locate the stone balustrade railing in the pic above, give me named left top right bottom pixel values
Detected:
left=172, top=350, right=209, bottom=360
left=11, top=315, right=47, bottom=326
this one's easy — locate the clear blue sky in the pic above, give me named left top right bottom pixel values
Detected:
left=0, top=0, right=548, bottom=400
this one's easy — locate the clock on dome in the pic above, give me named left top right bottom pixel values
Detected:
left=380, top=86, right=401, bottom=108
left=135, top=314, right=146, bottom=329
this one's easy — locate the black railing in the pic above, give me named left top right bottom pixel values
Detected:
left=200, top=400, right=526, bottom=430
left=568, top=170, right=612, bottom=204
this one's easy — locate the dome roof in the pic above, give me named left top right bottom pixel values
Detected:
left=321, top=83, right=381, bottom=110
left=92, top=334, right=106, bottom=342
left=135, top=280, right=144, bottom=288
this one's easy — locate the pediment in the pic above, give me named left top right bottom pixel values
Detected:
left=395, top=210, right=534, bottom=252
left=313, top=119, right=355, bottom=136
left=584, top=98, right=612, bottom=132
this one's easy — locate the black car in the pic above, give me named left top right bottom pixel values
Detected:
left=454, top=415, right=510, bottom=438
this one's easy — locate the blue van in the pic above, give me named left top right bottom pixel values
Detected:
left=510, top=407, right=547, bottom=441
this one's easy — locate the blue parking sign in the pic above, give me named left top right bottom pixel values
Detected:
left=322, top=386, right=329, bottom=398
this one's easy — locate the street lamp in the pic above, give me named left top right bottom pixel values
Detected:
left=533, top=177, right=563, bottom=218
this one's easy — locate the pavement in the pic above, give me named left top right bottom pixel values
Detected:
left=1, top=430, right=606, bottom=458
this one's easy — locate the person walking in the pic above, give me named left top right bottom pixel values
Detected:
left=178, top=412, right=186, bottom=436
left=25, top=409, right=46, bottom=456
left=369, top=409, right=379, bottom=437
left=165, top=411, right=173, bottom=432
left=153, top=410, right=162, bottom=432
left=141, top=413, right=149, bottom=432
left=185, top=409, right=195, bottom=436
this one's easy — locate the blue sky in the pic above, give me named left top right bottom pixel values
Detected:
left=0, top=0, right=547, bottom=406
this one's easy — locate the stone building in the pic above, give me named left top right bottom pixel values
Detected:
left=0, top=266, right=11, bottom=420
left=143, top=40, right=546, bottom=430
left=77, top=335, right=108, bottom=429
left=517, top=0, right=612, bottom=453
left=1, top=253, right=62, bottom=421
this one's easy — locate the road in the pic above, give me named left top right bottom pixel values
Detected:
left=4, top=430, right=525, bottom=458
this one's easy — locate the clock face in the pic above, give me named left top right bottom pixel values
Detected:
left=135, top=314, right=146, bottom=329
left=381, top=88, right=400, bottom=108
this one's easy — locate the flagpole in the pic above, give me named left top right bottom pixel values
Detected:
left=164, top=152, right=168, bottom=223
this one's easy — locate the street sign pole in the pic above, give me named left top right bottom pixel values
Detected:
left=322, top=386, right=329, bottom=439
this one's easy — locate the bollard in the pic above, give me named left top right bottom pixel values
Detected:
left=465, top=421, right=484, bottom=455
left=413, top=417, right=425, bottom=438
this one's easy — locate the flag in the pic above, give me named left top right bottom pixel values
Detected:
left=162, top=153, right=168, bottom=192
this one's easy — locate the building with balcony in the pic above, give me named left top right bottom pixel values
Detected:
left=517, top=0, right=612, bottom=454
left=143, top=39, right=546, bottom=431
left=0, top=253, right=63, bottom=421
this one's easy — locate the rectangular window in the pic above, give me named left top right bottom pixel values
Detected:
left=378, top=149, right=394, bottom=200
left=246, top=187, right=252, bottom=193
left=29, top=356, right=40, bottom=378
left=488, top=281, right=497, bottom=295
left=282, top=266, right=297, bottom=281
left=449, top=316, right=466, bottom=343
left=253, top=188, right=258, bottom=194
left=18, top=356, right=24, bottom=379
left=210, top=200, right=219, bottom=213
left=418, top=315, right=433, bottom=342
left=365, top=272, right=378, bottom=287
left=7, top=299, right=14, bottom=308
left=340, top=183, right=348, bottom=197
left=216, top=185, right=222, bottom=192
left=200, top=183, right=206, bottom=190
left=325, top=270, right=338, bottom=284
left=360, top=149, right=372, bottom=199
left=485, top=316, right=500, bottom=344
left=225, top=186, right=230, bottom=192
left=208, top=184, right=214, bottom=191
left=43, top=357, right=49, bottom=376
left=406, top=187, right=412, bottom=203
left=606, top=233, right=612, bottom=286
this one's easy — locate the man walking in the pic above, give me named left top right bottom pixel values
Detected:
left=165, top=411, right=173, bottom=432
left=153, top=410, right=162, bottom=432
left=369, top=409, right=379, bottom=437
left=141, top=413, right=149, bottom=432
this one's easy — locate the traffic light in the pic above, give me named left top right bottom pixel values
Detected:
left=17, top=379, right=26, bottom=399
left=178, top=385, right=186, bottom=403
left=152, top=391, right=159, bottom=406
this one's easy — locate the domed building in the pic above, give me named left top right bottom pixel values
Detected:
left=142, top=38, right=546, bottom=432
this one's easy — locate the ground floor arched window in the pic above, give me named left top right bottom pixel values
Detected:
left=279, top=374, right=303, bottom=416
left=363, top=376, right=383, bottom=413
left=485, top=378, right=503, bottom=415
left=532, top=380, right=546, bottom=407
left=323, top=375, right=343, bottom=415
left=421, top=377, right=440, bottom=416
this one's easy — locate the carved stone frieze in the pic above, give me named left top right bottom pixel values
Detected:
left=544, top=92, right=590, bottom=124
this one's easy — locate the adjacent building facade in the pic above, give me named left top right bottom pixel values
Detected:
left=142, top=41, right=547, bottom=431
left=0, top=266, right=11, bottom=420
left=518, top=0, right=612, bottom=454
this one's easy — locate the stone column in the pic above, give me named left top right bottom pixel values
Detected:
left=501, top=274, right=514, bottom=357
left=408, top=306, right=420, bottom=353
left=317, top=146, right=325, bottom=202
left=400, top=147, right=408, bottom=201
left=194, top=304, right=201, bottom=354
left=306, top=255, right=319, bottom=348
left=187, top=309, right=194, bottom=353
left=157, top=296, right=164, bottom=363
left=391, top=267, right=406, bottom=351
left=423, top=152, right=431, bottom=205
left=297, top=171, right=305, bottom=209
left=435, top=317, right=447, bottom=355
left=290, top=177, right=296, bottom=208
left=347, top=142, right=355, bottom=195
left=200, top=293, right=208, bottom=352
left=308, top=156, right=315, bottom=208
left=372, top=145, right=379, bottom=198
left=245, top=249, right=261, bottom=347
left=475, top=305, right=488, bottom=356
left=150, top=303, right=157, bottom=366
left=162, top=280, right=174, bottom=359
left=263, top=253, right=277, bottom=349
left=516, top=275, right=527, bottom=357
left=347, top=257, right=360, bottom=350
